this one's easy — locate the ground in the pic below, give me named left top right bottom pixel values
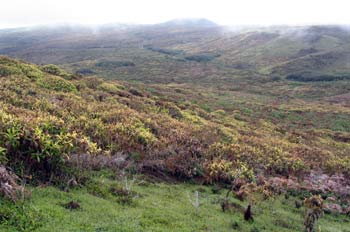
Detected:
left=1, top=171, right=349, bottom=232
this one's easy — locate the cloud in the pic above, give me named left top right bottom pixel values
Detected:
left=0, top=0, right=350, bottom=28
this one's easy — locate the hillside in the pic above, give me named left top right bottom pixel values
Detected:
left=0, top=56, right=350, bottom=231
left=1, top=24, right=350, bottom=85
left=0, top=22, right=350, bottom=231
left=0, top=55, right=349, bottom=179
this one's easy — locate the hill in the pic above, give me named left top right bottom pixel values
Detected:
left=1, top=23, right=350, bottom=85
left=0, top=55, right=349, bottom=179
left=0, top=56, right=350, bottom=231
left=1, top=22, right=350, bottom=231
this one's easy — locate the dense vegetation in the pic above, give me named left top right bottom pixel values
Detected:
left=0, top=56, right=349, bottom=183
left=0, top=22, right=350, bottom=231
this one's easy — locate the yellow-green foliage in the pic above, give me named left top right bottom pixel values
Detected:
left=205, top=158, right=254, bottom=183
left=41, top=64, right=72, bottom=79
left=0, top=56, right=349, bottom=182
left=37, top=75, right=77, bottom=92
left=0, top=56, right=44, bottom=79
left=0, top=64, right=22, bottom=76
left=97, top=82, right=122, bottom=94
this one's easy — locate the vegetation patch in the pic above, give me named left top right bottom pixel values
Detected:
left=95, top=60, right=135, bottom=68
left=41, top=64, right=73, bottom=80
left=286, top=72, right=350, bottom=82
left=185, top=53, right=220, bottom=62
left=37, top=75, right=77, bottom=92
left=97, top=82, right=123, bottom=94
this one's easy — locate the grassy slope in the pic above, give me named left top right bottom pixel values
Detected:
left=1, top=171, right=349, bottom=232
left=0, top=57, right=349, bottom=231
left=0, top=55, right=349, bottom=177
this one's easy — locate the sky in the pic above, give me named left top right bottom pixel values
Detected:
left=1, top=0, right=350, bottom=29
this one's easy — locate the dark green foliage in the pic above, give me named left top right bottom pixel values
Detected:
left=185, top=53, right=220, bottom=62
left=95, top=60, right=135, bottom=68
left=286, top=72, right=350, bottom=82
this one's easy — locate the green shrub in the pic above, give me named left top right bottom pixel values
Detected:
left=41, top=64, right=72, bottom=79
left=37, top=75, right=77, bottom=93
left=0, top=65, right=22, bottom=77
left=19, top=64, right=44, bottom=79
left=97, top=82, right=122, bottom=94
left=0, top=112, right=77, bottom=180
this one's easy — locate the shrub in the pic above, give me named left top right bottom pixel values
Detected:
left=97, top=83, right=122, bottom=94
left=0, top=111, right=82, bottom=181
left=41, top=64, right=72, bottom=79
left=19, top=64, right=44, bottom=79
left=205, top=159, right=254, bottom=183
left=0, top=65, right=22, bottom=77
left=37, top=75, right=77, bottom=93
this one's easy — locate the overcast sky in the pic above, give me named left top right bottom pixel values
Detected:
left=1, top=0, right=350, bottom=28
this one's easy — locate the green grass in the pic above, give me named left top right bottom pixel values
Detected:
left=1, top=172, right=349, bottom=232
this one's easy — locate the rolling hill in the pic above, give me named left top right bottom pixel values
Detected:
left=1, top=21, right=350, bottom=231
left=1, top=23, right=350, bottom=84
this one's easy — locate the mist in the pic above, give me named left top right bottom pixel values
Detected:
left=1, top=0, right=350, bottom=29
